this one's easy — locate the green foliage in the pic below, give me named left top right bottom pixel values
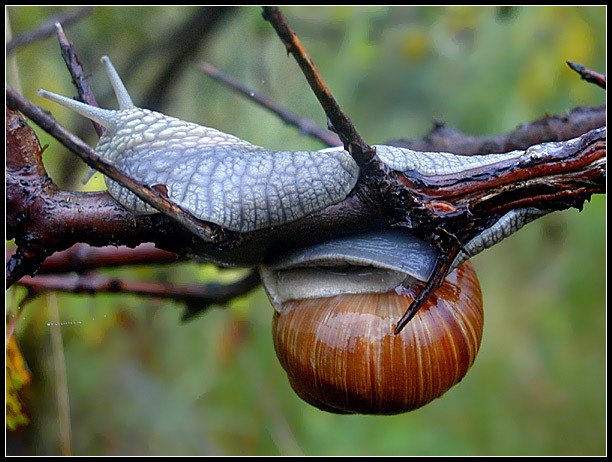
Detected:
left=6, top=6, right=605, bottom=456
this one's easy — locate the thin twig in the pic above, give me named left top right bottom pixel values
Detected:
left=388, top=105, right=606, bottom=155
left=198, top=58, right=606, bottom=155
left=567, top=61, right=606, bottom=89
left=16, top=269, right=262, bottom=320
left=6, top=6, right=93, bottom=54
left=55, top=22, right=105, bottom=137
left=197, top=61, right=341, bottom=147
left=261, top=6, right=376, bottom=169
left=394, top=248, right=460, bottom=334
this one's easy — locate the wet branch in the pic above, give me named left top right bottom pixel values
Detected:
left=6, top=8, right=606, bottom=316
left=6, top=244, right=178, bottom=276
left=14, top=269, right=261, bottom=320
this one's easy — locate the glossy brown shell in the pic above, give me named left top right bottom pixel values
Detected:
left=272, top=261, right=483, bottom=415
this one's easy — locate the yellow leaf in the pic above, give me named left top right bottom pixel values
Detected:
left=6, top=334, right=32, bottom=430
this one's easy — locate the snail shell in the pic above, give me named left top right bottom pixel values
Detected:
left=262, top=229, right=484, bottom=415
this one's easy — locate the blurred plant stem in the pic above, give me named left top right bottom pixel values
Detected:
left=47, top=293, right=72, bottom=456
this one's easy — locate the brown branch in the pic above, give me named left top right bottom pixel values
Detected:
left=567, top=61, right=606, bottom=90
left=15, top=269, right=261, bottom=320
left=389, top=128, right=605, bottom=240
left=261, top=6, right=376, bottom=170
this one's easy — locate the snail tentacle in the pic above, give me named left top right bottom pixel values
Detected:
left=100, top=55, right=134, bottom=110
left=36, top=88, right=120, bottom=130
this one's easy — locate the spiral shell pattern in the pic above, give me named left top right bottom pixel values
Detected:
left=272, top=261, right=483, bottom=415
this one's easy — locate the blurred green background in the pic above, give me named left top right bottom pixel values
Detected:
left=6, top=6, right=606, bottom=456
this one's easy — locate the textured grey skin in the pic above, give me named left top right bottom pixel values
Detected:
left=37, top=88, right=359, bottom=232
left=96, top=108, right=359, bottom=232
left=374, top=145, right=525, bottom=176
left=450, top=207, right=548, bottom=270
left=38, top=56, right=548, bottom=246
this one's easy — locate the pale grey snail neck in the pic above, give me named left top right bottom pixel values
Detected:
left=450, top=207, right=549, bottom=270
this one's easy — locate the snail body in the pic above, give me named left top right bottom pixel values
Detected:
left=261, top=229, right=484, bottom=415
left=37, top=57, right=359, bottom=233
left=38, top=56, right=540, bottom=250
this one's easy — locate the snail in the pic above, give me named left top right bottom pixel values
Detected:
left=37, top=55, right=553, bottom=415
left=37, top=56, right=538, bottom=236
left=260, top=229, right=483, bottom=414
